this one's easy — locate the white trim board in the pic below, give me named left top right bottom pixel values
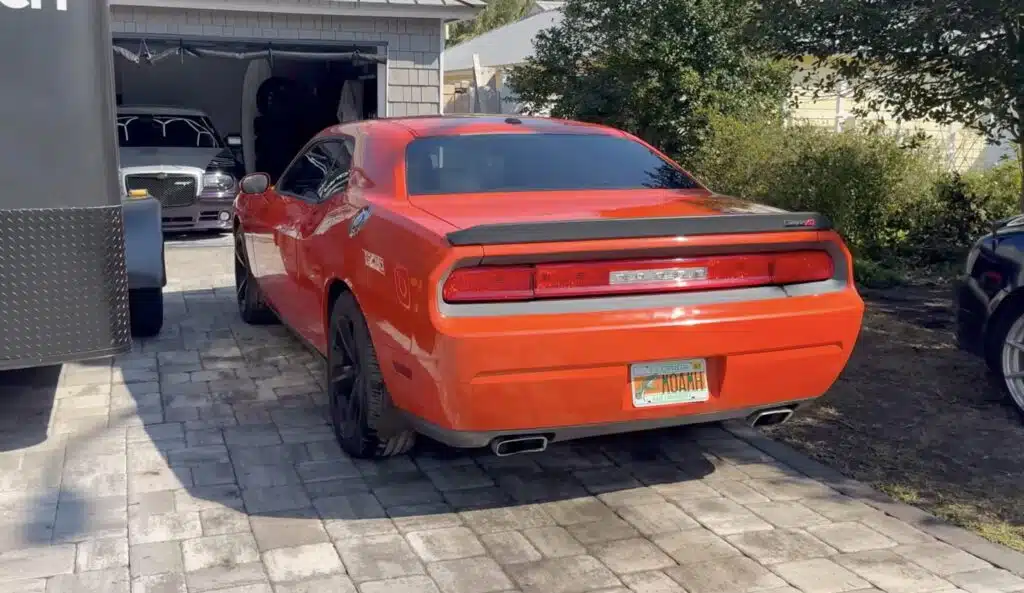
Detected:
left=110, top=0, right=480, bottom=21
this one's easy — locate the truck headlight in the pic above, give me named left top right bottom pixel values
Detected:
left=203, top=172, right=237, bottom=193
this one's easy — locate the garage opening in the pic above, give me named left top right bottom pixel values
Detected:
left=113, top=37, right=386, bottom=182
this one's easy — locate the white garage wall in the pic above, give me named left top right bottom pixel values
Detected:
left=109, top=6, right=443, bottom=117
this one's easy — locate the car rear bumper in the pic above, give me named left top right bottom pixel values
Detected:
left=384, top=288, right=864, bottom=446
left=404, top=397, right=817, bottom=448
left=161, top=201, right=234, bottom=232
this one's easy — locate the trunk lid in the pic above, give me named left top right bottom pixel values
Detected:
left=408, top=189, right=785, bottom=231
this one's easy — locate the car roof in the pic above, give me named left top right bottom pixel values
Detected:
left=117, top=105, right=211, bottom=117
left=366, top=115, right=625, bottom=138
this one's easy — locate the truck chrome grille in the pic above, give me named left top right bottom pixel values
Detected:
left=125, top=174, right=197, bottom=208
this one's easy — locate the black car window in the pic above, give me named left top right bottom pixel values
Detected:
left=277, top=142, right=341, bottom=201
left=405, top=133, right=701, bottom=195
left=317, top=137, right=355, bottom=199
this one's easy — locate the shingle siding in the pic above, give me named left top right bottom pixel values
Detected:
left=109, top=5, right=442, bottom=116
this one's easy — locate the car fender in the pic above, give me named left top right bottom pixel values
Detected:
left=122, top=195, right=166, bottom=290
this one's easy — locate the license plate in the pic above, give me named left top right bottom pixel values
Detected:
left=630, top=358, right=710, bottom=407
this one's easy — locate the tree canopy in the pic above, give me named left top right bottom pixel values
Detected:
left=447, top=0, right=534, bottom=46
left=753, top=0, right=1024, bottom=198
left=505, top=0, right=791, bottom=161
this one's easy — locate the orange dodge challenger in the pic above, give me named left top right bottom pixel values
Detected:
left=233, top=115, right=864, bottom=459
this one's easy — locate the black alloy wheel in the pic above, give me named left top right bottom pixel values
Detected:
left=327, top=293, right=415, bottom=458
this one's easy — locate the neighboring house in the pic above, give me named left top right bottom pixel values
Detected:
left=108, top=0, right=483, bottom=128
left=528, top=1, right=565, bottom=15
left=442, top=5, right=1013, bottom=170
left=443, top=7, right=562, bottom=115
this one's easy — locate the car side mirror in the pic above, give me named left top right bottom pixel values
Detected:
left=239, top=173, right=270, bottom=195
left=225, top=134, right=243, bottom=148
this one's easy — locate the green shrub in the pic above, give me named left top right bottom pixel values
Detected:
left=959, top=159, right=1021, bottom=220
left=854, top=259, right=905, bottom=289
left=687, top=115, right=1022, bottom=276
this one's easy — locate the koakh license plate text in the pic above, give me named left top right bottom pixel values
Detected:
left=630, top=358, right=710, bottom=407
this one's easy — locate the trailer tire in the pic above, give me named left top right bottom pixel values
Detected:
left=129, top=288, right=164, bottom=338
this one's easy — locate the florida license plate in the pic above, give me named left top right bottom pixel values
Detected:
left=630, top=359, right=710, bottom=407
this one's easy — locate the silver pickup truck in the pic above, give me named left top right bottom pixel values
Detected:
left=117, top=106, right=246, bottom=233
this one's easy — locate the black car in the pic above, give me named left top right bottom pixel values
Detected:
left=955, top=215, right=1024, bottom=418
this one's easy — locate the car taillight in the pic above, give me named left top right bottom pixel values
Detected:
left=442, top=251, right=834, bottom=303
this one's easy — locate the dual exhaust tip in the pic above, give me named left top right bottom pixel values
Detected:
left=747, top=407, right=794, bottom=428
left=490, top=434, right=549, bottom=457
left=488, top=407, right=794, bottom=457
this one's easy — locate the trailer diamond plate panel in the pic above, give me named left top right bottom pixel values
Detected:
left=0, top=206, right=131, bottom=370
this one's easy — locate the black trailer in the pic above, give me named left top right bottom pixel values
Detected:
left=0, top=0, right=165, bottom=371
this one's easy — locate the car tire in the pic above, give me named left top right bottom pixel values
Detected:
left=129, top=288, right=164, bottom=338
left=327, top=292, right=416, bottom=458
left=988, top=306, right=1024, bottom=422
left=234, top=229, right=278, bottom=325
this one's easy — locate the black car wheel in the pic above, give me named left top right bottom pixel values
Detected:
left=234, top=229, right=277, bottom=325
left=129, top=288, right=164, bottom=338
left=328, top=292, right=415, bottom=458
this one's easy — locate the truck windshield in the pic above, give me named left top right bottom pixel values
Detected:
left=117, top=114, right=222, bottom=148
left=404, top=133, right=700, bottom=195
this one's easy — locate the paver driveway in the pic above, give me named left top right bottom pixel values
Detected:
left=0, top=239, right=1022, bottom=593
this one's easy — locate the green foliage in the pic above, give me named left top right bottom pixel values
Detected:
left=447, top=0, right=533, bottom=46
left=752, top=0, right=1024, bottom=207
left=854, top=259, right=905, bottom=289
left=960, top=159, right=1023, bottom=216
left=506, top=0, right=791, bottom=161
left=690, top=116, right=1024, bottom=284
left=689, top=116, right=941, bottom=260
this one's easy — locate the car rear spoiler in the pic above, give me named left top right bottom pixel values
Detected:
left=445, top=212, right=832, bottom=246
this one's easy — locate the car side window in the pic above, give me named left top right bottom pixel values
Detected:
left=317, top=137, right=355, bottom=200
left=276, top=142, right=337, bottom=201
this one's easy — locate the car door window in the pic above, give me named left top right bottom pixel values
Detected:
left=317, top=138, right=355, bottom=200
left=276, top=142, right=337, bottom=201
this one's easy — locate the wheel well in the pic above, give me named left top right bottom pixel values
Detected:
left=985, top=288, right=1024, bottom=364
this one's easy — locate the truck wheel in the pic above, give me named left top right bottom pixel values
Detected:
left=328, top=292, right=416, bottom=458
left=235, top=229, right=277, bottom=325
left=129, top=288, right=164, bottom=338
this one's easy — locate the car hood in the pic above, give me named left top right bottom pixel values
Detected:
left=408, top=189, right=786, bottom=230
left=118, top=146, right=236, bottom=171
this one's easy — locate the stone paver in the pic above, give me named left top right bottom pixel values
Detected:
left=0, top=241, right=1019, bottom=591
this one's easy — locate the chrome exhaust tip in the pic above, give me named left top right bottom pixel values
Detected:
left=748, top=408, right=794, bottom=428
left=490, top=435, right=549, bottom=457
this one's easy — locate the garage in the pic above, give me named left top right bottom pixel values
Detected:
left=105, top=0, right=481, bottom=230
left=113, top=36, right=386, bottom=181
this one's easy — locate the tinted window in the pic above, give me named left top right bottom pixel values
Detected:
left=405, top=133, right=700, bottom=195
left=318, top=138, right=355, bottom=199
left=117, top=114, right=221, bottom=148
left=277, top=142, right=340, bottom=201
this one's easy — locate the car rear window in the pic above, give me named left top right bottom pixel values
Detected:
left=404, top=133, right=700, bottom=195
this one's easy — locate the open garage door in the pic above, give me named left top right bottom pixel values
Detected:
left=112, top=37, right=386, bottom=180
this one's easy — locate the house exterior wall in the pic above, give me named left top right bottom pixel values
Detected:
left=786, top=65, right=1014, bottom=171
left=109, top=5, right=443, bottom=117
